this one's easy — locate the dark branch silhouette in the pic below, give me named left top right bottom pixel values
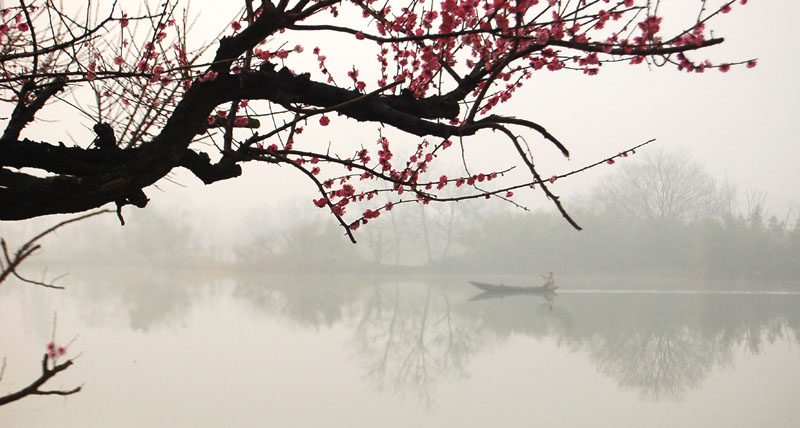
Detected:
left=0, top=354, right=81, bottom=406
left=0, top=1, right=755, bottom=241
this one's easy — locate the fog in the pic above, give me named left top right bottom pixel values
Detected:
left=2, top=268, right=799, bottom=426
left=3, top=0, right=800, bottom=426
left=3, top=147, right=800, bottom=424
left=157, top=0, right=799, bottom=231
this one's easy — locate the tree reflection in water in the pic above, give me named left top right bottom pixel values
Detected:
left=354, top=282, right=482, bottom=406
left=455, top=288, right=800, bottom=402
left=589, top=326, right=733, bottom=400
left=63, top=271, right=800, bottom=404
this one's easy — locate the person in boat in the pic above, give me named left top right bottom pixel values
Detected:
left=542, top=272, right=555, bottom=290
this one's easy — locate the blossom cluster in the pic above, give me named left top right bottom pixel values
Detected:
left=46, top=342, right=67, bottom=361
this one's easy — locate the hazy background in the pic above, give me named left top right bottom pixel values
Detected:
left=154, top=0, right=799, bottom=247
left=3, top=2, right=800, bottom=426
left=5, top=0, right=798, bottom=254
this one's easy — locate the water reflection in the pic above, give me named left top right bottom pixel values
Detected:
left=70, top=267, right=204, bottom=332
left=591, top=326, right=732, bottom=400
left=353, top=282, right=481, bottom=406
left=469, top=291, right=799, bottom=400
left=35, top=270, right=800, bottom=404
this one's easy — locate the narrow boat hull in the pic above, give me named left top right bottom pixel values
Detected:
left=469, top=281, right=557, bottom=294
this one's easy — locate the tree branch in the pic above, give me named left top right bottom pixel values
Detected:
left=1, top=78, right=67, bottom=143
left=0, top=355, right=80, bottom=407
left=0, top=210, right=111, bottom=287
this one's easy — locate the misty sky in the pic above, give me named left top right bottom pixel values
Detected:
left=10, top=1, right=800, bottom=240
left=145, top=1, right=798, bottom=236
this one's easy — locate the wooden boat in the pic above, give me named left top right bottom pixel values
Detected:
left=469, top=281, right=557, bottom=294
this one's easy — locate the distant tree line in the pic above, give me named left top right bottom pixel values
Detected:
left=452, top=150, right=800, bottom=281
left=451, top=203, right=800, bottom=281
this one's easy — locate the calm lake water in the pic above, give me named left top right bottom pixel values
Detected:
left=2, top=270, right=799, bottom=427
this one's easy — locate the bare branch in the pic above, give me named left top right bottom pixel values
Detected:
left=0, top=210, right=112, bottom=287
left=0, top=355, right=81, bottom=406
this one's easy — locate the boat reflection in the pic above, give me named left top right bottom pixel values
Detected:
left=468, top=281, right=558, bottom=310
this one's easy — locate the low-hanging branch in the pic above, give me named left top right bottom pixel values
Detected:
left=0, top=355, right=81, bottom=407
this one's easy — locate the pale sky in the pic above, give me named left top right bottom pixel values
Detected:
left=9, top=1, right=800, bottom=239
left=150, top=0, right=799, bottom=237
